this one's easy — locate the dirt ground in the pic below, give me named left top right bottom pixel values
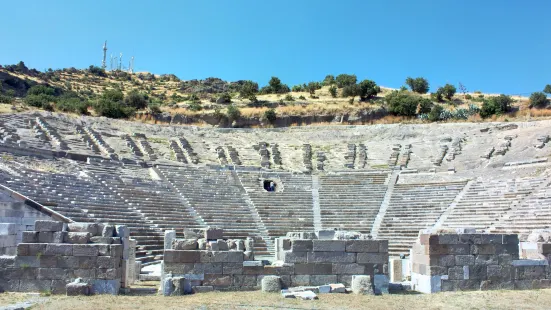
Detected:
left=3, top=289, right=551, bottom=310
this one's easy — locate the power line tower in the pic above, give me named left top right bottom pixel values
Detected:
left=101, top=41, right=108, bottom=70
left=109, top=54, right=114, bottom=71
left=118, top=53, right=123, bottom=71
left=128, top=56, right=134, bottom=74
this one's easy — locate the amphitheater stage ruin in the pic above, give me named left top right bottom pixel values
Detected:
left=2, top=111, right=551, bottom=296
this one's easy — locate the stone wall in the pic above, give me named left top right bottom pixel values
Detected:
left=410, top=230, right=551, bottom=293
left=0, top=198, right=52, bottom=251
left=0, top=223, right=17, bottom=255
left=0, top=220, right=135, bottom=295
left=162, top=229, right=389, bottom=294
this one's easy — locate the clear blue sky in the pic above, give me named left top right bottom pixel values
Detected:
left=1, top=1, right=549, bottom=94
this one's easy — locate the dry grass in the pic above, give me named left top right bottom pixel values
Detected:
left=10, top=289, right=551, bottom=310
left=0, top=292, right=27, bottom=306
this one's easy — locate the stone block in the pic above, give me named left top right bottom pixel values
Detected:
left=172, top=239, right=198, bottom=250
left=475, top=254, right=499, bottom=265
left=90, top=237, right=113, bottom=244
left=164, top=230, right=176, bottom=250
left=97, top=268, right=121, bottom=280
left=204, top=227, right=223, bottom=240
left=222, top=263, right=243, bottom=275
left=0, top=223, right=16, bottom=235
left=68, top=223, right=100, bottom=235
left=316, top=230, right=335, bottom=240
left=330, top=283, right=346, bottom=293
left=310, top=275, right=338, bottom=286
left=91, top=279, right=120, bottom=295
left=429, top=244, right=469, bottom=255
left=19, top=280, right=52, bottom=292
left=468, top=265, right=487, bottom=279
left=312, top=240, right=346, bottom=252
left=197, top=239, right=207, bottom=250
left=45, top=244, right=73, bottom=256
left=374, top=274, right=389, bottom=294
left=345, top=240, right=381, bottom=253
left=243, top=265, right=264, bottom=275
left=390, top=258, right=403, bottom=282
left=110, top=244, right=123, bottom=258
left=0, top=279, right=19, bottom=292
left=115, top=225, right=129, bottom=238
left=53, top=231, right=67, bottom=243
left=294, top=263, right=333, bottom=275
left=204, top=274, right=231, bottom=286
left=263, top=265, right=295, bottom=275
left=162, top=277, right=174, bottom=296
left=245, top=237, right=254, bottom=252
left=164, top=250, right=201, bottom=263
left=17, top=243, right=29, bottom=256
left=217, top=239, right=229, bottom=251
left=470, top=244, right=497, bottom=255
left=171, top=277, right=191, bottom=295
left=338, top=275, right=353, bottom=287
left=455, top=255, right=475, bottom=266
left=351, top=275, right=373, bottom=295
left=102, top=225, right=115, bottom=237
left=74, top=269, right=96, bottom=278
left=356, top=253, right=387, bottom=264
left=332, top=263, right=365, bottom=275
left=308, top=252, right=356, bottom=263
left=291, top=239, right=313, bottom=252
left=73, top=244, right=99, bottom=256
left=318, top=284, right=331, bottom=294
left=96, top=256, right=119, bottom=269
left=183, top=228, right=202, bottom=239
left=499, top=254, right=513, bottom=265
left=436, top=234, right=460, bottom=244
left=66, top=282, right=91, bottom=296
left=261, top=275, right=281, bottom=292
left=22, top=231, right=38, bottom=243
left=192, top=285, right=214, bottom=293
left=27, top=243, right=46, bottom=255
left=38, top=268, right=72, bottom=280
left=15, top=256, right=39, bottom=268
left=291, top=275, right=310, bottom=286
left=0, top=256, right=15, bottom=269
left=284, top=251, right=307, bottom=263
left=67, top=232, right=91, bottom=244
left=232, top=275, right=257, bottom=287
left=38, top=232, right=55, bottom=243
left=35, top=220, right=63, bottom=232
left=503, top=234, right=520, bottom=245
left=243, top=261, right=263, bottom=267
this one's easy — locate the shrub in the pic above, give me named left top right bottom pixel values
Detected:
left=239, top=80, right=258, bottom=99
left=358, top=79, right=380, bottom=101
left=27, top=85, right=56, bottom=96
left=431, top=91, right=443, bottom=102
left=285, top=94, right=294, bottom=101
left=0, top=94, right=13, bottom=104
left=544, top=84, right=551, bottom=94
left=405, top=77, right=429, bottom=94
left=322, top=75, right=335, bottom=86
left=428, top=105, right=443, bottom=122
left=298, top=95, right=306, bottom=100
left=342, top=84, right=359, bottom=98
left=88, top=65, right=106, bottom=77
left=385, top=90, right=422, bottom=116
left=418, top=98, right=433, bottom=114
left=529, top=92, right=549, bottom=108
left=56, top=97, right=89, bottom=114
left=188, top=102, right=202, bottom=111
left=479, top=94, right=513, bottom=118
left=25, top=94, right=56, bottom=108
left=188, top=93, right=200, bottom=102
left=260, top=77, right=291, bottom=94
left=148, top=103, right=161, bottom=114
left=227, top=105, right=241, bottom=121
left=329, top=85, right=337, bottom=98
left=264, top=108, right=276, bottom=123
left=124, top=90, right=148, bottom=109
left=217, top=93, right=232, bottom=104
left=292, top=85, right=303, bottom=92
left=335, top=74, right=357, bottom=88
left=306, top=82, right=322, bottom=95
left=93, top=99, right=135, bottom=118
left=102, top=89, right=124, bottom=102
left=440, top=84, right=456, bottom=100
left=465, top=94, right=472, bottom=100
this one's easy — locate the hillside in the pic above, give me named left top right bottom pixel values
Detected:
left=0, top=62, right=547, bottom=128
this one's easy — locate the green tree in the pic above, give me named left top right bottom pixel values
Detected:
left=428, top=105, right=443, bottom=122
left=479, top=94, right=513, bottom=118
left=240, top=80, right=259, bottom=100
left=341, top=84, right=360, bottom=98
left=440, top=84, right=456, bottom=100
left=88, top=65, right=106, bottom=77
left=329, top=85, right=337, bottom=98
left=335, top=74, right=357, bottom=88
left=102, top=89, right=124, bottom=102
left=358, top=80, right=380, bottom=101
left=529, top=92, right=549, bottom=108
left=544, top=84, right=551, bottom=94
left=405, top=77, right=430, bottom=94
left=291, top=85, right=303, bottom=92
left=124, top=90, right=148, bottom=109
left=306, top=82, right=321, bottom=95
left=264, top=108, right=276, bottom=123
left=385, top=90, right=422, bottom=116
left=322, top=75, right=335, bottom=86
left=27, top=85, right=56, bottom=96
left=418, top=98, right=433, bottom=114
left=227, top=104, right=241, bottom=121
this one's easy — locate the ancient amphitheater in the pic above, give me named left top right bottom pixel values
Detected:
left=3, top=111, right=551, bottom=299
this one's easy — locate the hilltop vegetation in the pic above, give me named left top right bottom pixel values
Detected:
left=0, top=61, right=549, bottom=127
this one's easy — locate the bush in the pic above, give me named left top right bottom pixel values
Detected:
left=148, top=103, right=161, bottom=114
left=479, top=94, right=513, bottom=118
left=217, top=93, right=232, bottom=104
left=260, top=77, right=291, bottom=94
left=385, top=90, right=423, bottom=116
left=264, top=108, right=276, bottom=123
left=292, top=85, right=303, bottom=92
left=335, top=74, right=357, bottom=88
left=227, top=105, right=241, bottom=121
left=93, top=99, right=135, bottom=118
left=342, top=84, right=359, bottom=98
left=544, top=85, right=551, bottom=94
left=25, top=94, right=56, bottom=108
left=102, top=89, right=124, bottom=102
left=56, top=97, right=89, bottom=114
left=431, top=91, right=443, bottom=102
left=465, top=94, right=472, bottom=100
left=428, top=105, right=444, bottom=122
left=188, top=102, right=202, bottom=111
left=188, top=93, right=200, bottom=102
left=358, top=80, right=380, bottom=101
left=285, top=94, right=294, bottom=101
left=439, top=84, right=456, bottom=100
left=240, top=80, right=258, bottom=99
left=0, top=94, right=13, bottom=104
left=529, top=92, right=549, bottom=108
left=124, top=90, right=148, bottom=109
left=306, top=82, right=322, bottom=95
left=88, top=65, right=106, bottom=77
left=418, top=98, right=433, bottom=114
left=322, top=75, right=335, bottom=86
left=298, top=95, right=306, bottom=100
left=27, top=85, right=56, bottom=96
left=329, top=85, right=337, bottom=98
left=405, top=77, right=430, bottom=94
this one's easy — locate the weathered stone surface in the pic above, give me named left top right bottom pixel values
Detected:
left=66, top=282, right=91, bottom=296
left=351, top=275, right=373, bottom=295
left=294, top=263, right=332, bottom=275
left=73, top=245, right=99, bottom=256
left=261, top=275, right=281, bottom=292
left=67, top=232, right=91, bottom=244
left=205, top=228, right=223, bottom=240
left=307, top=252, right=356, bottom=263
left=45, top=244, right=73, bottom=256
left=291, top=275, right=310, bottom=286
left=232, top=275, right=257, bottom=287
left=291, top=240, right=313, bottom=252
left=38, top=232, right=55, bottom=243
left=204, top=274, right=231, bottom=286
left=35, top=220, right=63, bottom=232
left=345, top=240, right=381, bottom=253
left=68, top=223, right=100, bottom=235
left=284, top=251, right=308, bottom=263
left=90, top=236, right=113, bottom=244
left=356, top=253, right=387, bottom=264
left=172, top=239, right=198, bottom=250
left=310, top=275, right=338, bottom=286
left=312, top=240, right=346, bottom=252
left=22, top=231, right=38, bottom=243
left=192, top=285, right=214, bottom=293
left=332, top=263, right=365, bottom=275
